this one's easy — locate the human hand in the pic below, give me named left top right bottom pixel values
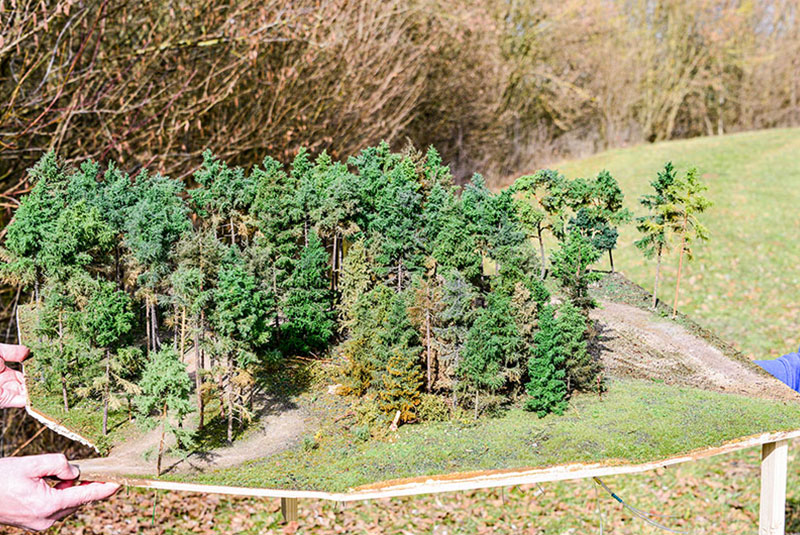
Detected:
left=0, top=454, right=119, bottom=531
left=0, top=343, right=29, bottom=409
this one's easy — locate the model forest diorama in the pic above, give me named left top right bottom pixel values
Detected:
left=4, top=145, right=800, bottom=490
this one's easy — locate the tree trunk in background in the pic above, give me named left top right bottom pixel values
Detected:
left=226, top=356, right=234, bottom=445
left=151, top=301, right=160, bottom=350
left=672, top=217, right=688, bottom=318
left=179, top=306, right=187, bottom=361
left=609, top=250, right=615, bottom=273
left=230, top=216, right=236, bottom=246
left=145, top=303, right=151, bottom=354
left=652, top=245, right=662, bottom=310
left=426, top=300, right=432, bottom=392
left=194, top=315, right=204, bottom=430
left=538, top=227, right=546, bottom=279
left=103, top=349, right=110, bottom=436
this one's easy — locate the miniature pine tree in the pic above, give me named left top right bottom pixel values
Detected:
left=374, top=291, right=423, bottom=419
left=135, top=348, right=193, bottom=476
left=3, top=152, right=70, bottom=300
left=251, top=155, right=302, bottom=305
left=370, top=157, right=424, bottom=291
left=635, top=162, right=682, bottom=309
left=591, top=170, right=632, bottom=272
left=281, top=232, right=336, bottom=355
left=211, top=253, right=271, bottom=443
left=525, top=305, right=568, bottom=417
left=433, top=268, right=478, bottom=400
left=670, top=168, right=712, bottom=318
left=125, top=171, right=191, bottom=351
left=557, top=302, right=600, bottom=393
left=512, top=170, right=564, bottom=279
left=338, top=239, right=373, bottom=329
left=408, top=260, right=445, bottom=392
left=190, top=150, right=256, bottom=246
left=460, top=291, right=521, bottom=417
left=75, top=280, right=135, bottom=435
left=550, top=231, right=602, bottom=309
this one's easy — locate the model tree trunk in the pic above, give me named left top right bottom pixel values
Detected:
left=157, top=401, right=167, bottom=476
left=151, top=301, right=160, bottom=350
left=226, top=354, right=234, bottom=445
left=426, top=306, right=432, bottom=392
left=145, top=303, right=151, bottom=354
left=652, top=245, right=662, bottom=310
left=538, top=227, right=546, bottom=279
left=102, top=348, right=110, bottom=436
left=58, top=312, right=68, bottom=412
left=179, top=306, right=187, bottom=362
left=608, top=249, right=615, bottom=273
left=672, top=215, right=689, bottom=318
left=194, top=314, right=204, bottom=430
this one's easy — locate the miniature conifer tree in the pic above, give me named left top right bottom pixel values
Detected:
left=135, top=348, right=193, bottom=476
left=550, top=231, right=602, bottom=309
left=338, top=239, right=373, bottom=329
left=281, top=232, right=335, bottom=355
left=76, top=279, right=136, bottom=435
left=374, top=291, right=423, bottom=420
left=669, top=168, right=712, bottom=318
left=525, top=305, right=568, bottom=417
left=460, top=291, right=521, bottom=417
left=557, top=302, right=600, bottom=392
left=408, top=260, right=445, bottom=392
left=635, top=162, right=682, bottom=309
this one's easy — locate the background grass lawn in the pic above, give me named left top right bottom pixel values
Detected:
left=540, top=127, right=800, bottom=359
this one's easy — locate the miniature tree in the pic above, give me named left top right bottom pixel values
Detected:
left=190, top=150, right=256, bottom=246
left=590, top=170, right=632, bottom=272
left=370, top=157, right=424, bottom=291
left=432, top=268, right=478, bottom=401
left=374, top=291, right=423, bottom=420
left=3, top=152, right=69, bottom=300
left=252, top=155, right=302, bottom=303
left=125, top=172, right=191, bottom=352
left=460, top=291, right=521, bottom=417
left=511, top=169, right=564, bottom=278
left=408, top=260, right=445, bottom=392
left=338, top=239, right=373, bottom=329
left=281, top=233, right=336, bottom=355
left=550, top=231, right=602, bottom=310
left=635, top=162, right=682, bottom=309
left=525, top=305, right=568, bottom=417
left=670, top=168, right=712, bottom=318
left=557, top=302, right=600, bottom=393
left=211, top=253, right=271, bottom=443
left=135, top=348, right=193, bottom=476
left=75, top=279, right=136, bottom=435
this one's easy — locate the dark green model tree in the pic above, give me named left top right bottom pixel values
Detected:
left=525, top=305, right=568, bottom=417
left=75, top=279, right=136, bottom=435
left=281, top=232, right=335, bottom=355
left=135, top=348, right=193, bottom=476
left=550, top=231, right=602, bottom=310
left=459, top=291, right=521, bottom=417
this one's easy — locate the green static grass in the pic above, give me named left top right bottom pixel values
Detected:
left=25, top=383, right=132, bottom=455
left=541, top=128, right=800, bottom=359
left=159, top=378, right=800, bottom=492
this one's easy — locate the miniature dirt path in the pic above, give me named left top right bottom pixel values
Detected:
left=77, top=403, right=306, bottom=478
left=591, top=300, right=799, bottom=402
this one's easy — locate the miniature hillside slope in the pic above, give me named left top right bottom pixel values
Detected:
left=18, top=273, right=800, bottom=492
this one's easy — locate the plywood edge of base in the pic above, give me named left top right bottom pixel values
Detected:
left=80, top=427, right=800, bottom=502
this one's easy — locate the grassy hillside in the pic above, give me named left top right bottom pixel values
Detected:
left=550, top=128, right=800, bottom=359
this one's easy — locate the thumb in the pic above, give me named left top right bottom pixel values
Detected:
left=28, top=454, right=80, bottom=480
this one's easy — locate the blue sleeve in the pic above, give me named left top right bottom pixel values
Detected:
left=755, top=347, right=800, bottom=392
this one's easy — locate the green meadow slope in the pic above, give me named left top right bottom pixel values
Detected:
left=549, top=128, right=800, bottom=359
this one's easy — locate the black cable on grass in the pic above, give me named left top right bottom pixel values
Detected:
left=593, top=477, right=690, bottom=534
